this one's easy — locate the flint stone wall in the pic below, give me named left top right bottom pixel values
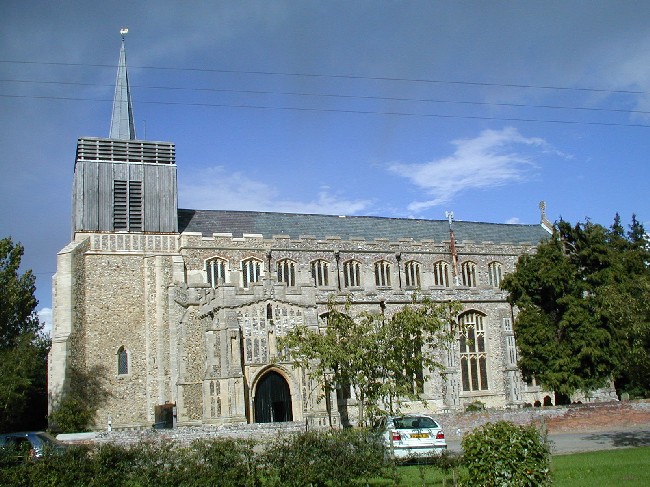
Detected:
left=61, top=400, right=650, bottom=447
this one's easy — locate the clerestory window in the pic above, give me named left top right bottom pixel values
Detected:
left=206, top=258, right=227, bottom=287
left=343, top=260, right=361, bottom=288
left=277, top=259, right=296, bottom=287
left=404, top=260, right=421, bottom=288
left=242, top=258, right=263, bottom=288
left=488, top=262, right=503, bottom=288
left=374, top=260, right=391, bottom=287
left=432, top=261, right=450, bottom=287
left=311, top=259, right=330, bottom=287
left=461, top=261, right=477, bottom=287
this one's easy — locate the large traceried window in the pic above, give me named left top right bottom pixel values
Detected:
left=311, top=259, right=330, bottom=287
left=242, top=258, right=263, bottom=288
left=343, top=260, right=361, bottom=288
left=488, top=262, right=503, bottom=288
left=206, top=257, right=227, bottom=287
left=374, top=260, right=391, bottom=287
left=117, top=346, right=129, bottom=375
left=432, top=261, right=450, bottom=287
left=404, top=261, right=421, bottom=288
left=459, top=311, right=488, bottom=391
left=277, top=259, right=296, bottom=287
left=461, top=261, right=477, bottom=287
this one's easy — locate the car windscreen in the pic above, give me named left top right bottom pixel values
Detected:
left=35, top=433, right=57, bottom=444
left=392, top=416, right=439, bottom=429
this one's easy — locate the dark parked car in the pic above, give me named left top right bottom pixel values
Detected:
left=0, top=431, right=66, bottom=460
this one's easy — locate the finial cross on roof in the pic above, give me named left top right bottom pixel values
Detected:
left=445, top=211, right=454, bottom=227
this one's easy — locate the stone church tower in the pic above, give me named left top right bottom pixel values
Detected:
left=49, top=36, right=553, bottom=431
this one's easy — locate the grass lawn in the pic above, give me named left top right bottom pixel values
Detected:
left=551, top=447, right=650, bottom=486
left=367, top=447, right=650, bottom=486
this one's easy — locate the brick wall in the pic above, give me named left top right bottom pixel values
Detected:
left=436, top=400, right=650, bottom=439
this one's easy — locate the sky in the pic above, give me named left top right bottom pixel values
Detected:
left=1, top=1, right=649, bottom=331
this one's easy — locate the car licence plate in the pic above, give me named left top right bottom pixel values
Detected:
left=410, top=433, right=429, bottom=438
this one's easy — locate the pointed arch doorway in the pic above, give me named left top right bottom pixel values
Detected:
left=254, top=371, right=293, bottom=423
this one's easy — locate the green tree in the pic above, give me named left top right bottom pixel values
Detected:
left=502, top=217, right=650, bottom=401
left=278, top=295, right=459, bottom=425
left=0, top=237, right=50, bottom=432
left=48, top=364, right=111, bottom=432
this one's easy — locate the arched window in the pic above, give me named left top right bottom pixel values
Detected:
left=343, top=260, right=361, bottom=288
left=461, top=261, right=477, bottom=287
left=311, top=259, right=330, bottom=287
left=432, top=261, right=449, bottom=287
left=459, top=311, right=488, bottom=391
left=206, top=257, right=227, bottom=287
left=117, top=346, right=128, bottom=375
left=488, top=262, right=503, bottom=288
left=374, top=260, right=391, bottom=287
left=277, top=259, right=296, bottom=287
left=242, top=258, right=263, bottom=288
left=404, top=261, right=421, bottom=288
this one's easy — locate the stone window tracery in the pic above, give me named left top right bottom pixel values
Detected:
left=488, top=261, right=503, bottom=288
left=459, top=311, right=488, bottom=391
left=277, top=259, right=296, bottom=287
left=374, top=260, right=391, bottom=287
left=206, top=257, right=227, bottom=287
left=343, top=260, right=361, bottom=288
left=461, top=261, right=477, bottom=287
left=404, top=260, right=421, bottom=288
left=242, top=258, right=263, bottom=288
left=432, top=260, right=450, bottom=287
left=311, top=259, right=330, bottom=287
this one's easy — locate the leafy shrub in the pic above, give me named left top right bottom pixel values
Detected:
left=464, top=400, right=485, bottom=412
left=263, top=428, right=386, bottom=487
left=188, top=438, right=259, bottom=487
left=18, top=444, right=95, bottom=487
left=48, top=396, right=96, bottom=433
left=461, top=421, right=551, bottom=487
left=0, top=430, right=390, bottom=486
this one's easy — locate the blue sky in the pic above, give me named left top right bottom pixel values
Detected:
left=1, top=1, right=649, bottom=330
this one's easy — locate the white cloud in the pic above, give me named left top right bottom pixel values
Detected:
left=178, top=167, right=372, bottom=216
left=388, top=127, right=549, bottom=213
left=505, top=217, right=521, bottom=225
left=38, top=307, right=52, bottom=337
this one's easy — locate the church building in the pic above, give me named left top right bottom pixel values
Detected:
left=49, top=37, right=553, bottom=430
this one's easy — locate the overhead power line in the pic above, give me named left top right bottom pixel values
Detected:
left=3, top=93, right=650, bottom=128
left=0, top=59, right=647, bottom=95
left=1, top=78, right=649, bottom=117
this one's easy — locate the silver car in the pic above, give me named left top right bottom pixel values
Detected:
left=381, top=414, right=447, bottom=459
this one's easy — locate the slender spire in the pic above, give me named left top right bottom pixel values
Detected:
left=109, top=28, right=136, bottom=140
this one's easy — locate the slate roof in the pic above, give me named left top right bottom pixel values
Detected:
left=178, top=209, right=550, bottom=245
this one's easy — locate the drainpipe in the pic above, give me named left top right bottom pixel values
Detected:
left=395, top=252, right=402, bottom=289
left=334, top=251, right=341, bottom=291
